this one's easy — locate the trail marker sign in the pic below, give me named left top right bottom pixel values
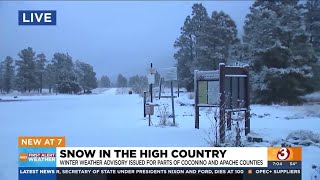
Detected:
left=194, top=63, right=250, bottom=144
left=145, top=103, right=154, bottom=115
left=164, top=67, right=177, bottom=81
left=148, top=67, right=156, bottom=84
left=149, top=67, right=157, bottom=75
left=148, top=74, right=155, bottom=84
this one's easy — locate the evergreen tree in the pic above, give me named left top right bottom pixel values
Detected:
left=0, top=61, right=3, bottom=93
left=304, top=0, right=320, bottom=90
left=75, top=60, right=98, bottom=92
left=117, top=74, right=127, bottom=88
left=2, top=56, right=15, bottom=93
left=15, top=47, right=37, bottom=92
left=52, top=53, right=80, bottom=94
left=99, top=75, right=111, bottom=88
left=57, top=71, right=81, bottom=94
left=206, top=11, right=239, bottom=69
left=174, top=4, right=238, bottom=91
left=45, top=63, right=56, bottom=93
left=174, top=3, right=210, bottom=91
left=304, top=0, right=320, bottom=56
left=191, top=4, right=211, bottom=70
left=243, top=0, right=318, bottom=104
left=35, top=53, right=47, bottom=93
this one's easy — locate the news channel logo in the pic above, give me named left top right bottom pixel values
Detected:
left=277, top=147, right=291, bottom=160
left=268, top=147, right=301, bottom=162
left=18, top=10, right=56, bottom=25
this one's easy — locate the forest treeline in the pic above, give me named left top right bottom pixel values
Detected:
left=174, top=0, right=320, bottom=104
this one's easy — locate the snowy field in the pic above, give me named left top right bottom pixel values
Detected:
left=0, top=88, right=320, bottom=180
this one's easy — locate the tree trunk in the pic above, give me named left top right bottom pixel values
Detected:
left=40, top=74, right=43, bottom=93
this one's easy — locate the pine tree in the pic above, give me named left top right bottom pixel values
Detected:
left=206, top=11, right=239, bottom=69
left=35, top=53, right=47, bottom=93
left=2, top=56, right=15, bottom=93
left=75, top=60, right=97, bottom=92
left=304, top=0, right=320, bottom=90
left=100, top=75, right=111, bottom=88
left=16, top=47, right=37, bottom=92
left=0, top=61, right=3, bottom=93
left=52, top=53, right=80, bottom=94
left=45, top=63, right=56, bottom=93
left=117, top=74, right=127, bottom=88
left=57, top=71, right=81, bottom=94
left=191, top=3, right=211, bottom=70
left=174, top=4, right=239, bottom=91
left=243, top=0, right=318, bottom=104
left=304, top=0, right=320, bottom=56
left=174, top=3, right=210, bottom=91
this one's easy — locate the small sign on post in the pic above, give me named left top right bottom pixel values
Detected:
left=145, top=103, right=154, bottom=127
left=145, top=103, right=154, bottom=115
left=148, top=63, right=156, bottom=103
left=148, top=74, right=155, bottom=84
left=164, top=67, right=177, bottom=81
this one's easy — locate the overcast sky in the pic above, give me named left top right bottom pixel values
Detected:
left=0, top=1, right=253, bottom=80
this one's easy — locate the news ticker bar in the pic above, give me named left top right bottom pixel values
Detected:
left=18, top=137, right=302, bottom=180
left=18, top=147, right=302, bottom=168
left=18, top=167, right=302, bottom=180
left=17, top=137, right=302, bottom=169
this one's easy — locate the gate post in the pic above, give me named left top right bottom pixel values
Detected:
left=194, top=70, right=199, bottom=129
left=244, top=65, right=250, bottom=135
left=219, top=63, right=226, bottom=143
left=143, top=91, right=147, bottom=117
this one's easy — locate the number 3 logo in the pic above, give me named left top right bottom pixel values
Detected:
left=277, top=148, right=290, bottom=160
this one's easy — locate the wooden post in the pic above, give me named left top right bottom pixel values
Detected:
left=177, top=81, right=180, bottom=97
left=150, top=63, right=153, bottom=103
left=244, top=66, right=250, bottom=135
left=149, top=114, right=151, bottom=126
left=159, top=77, right=162, bottom=99
left=219, top=63, right=226, bottom=143
left=171, top=81, right=176, bottom=125
left=143, top=91, right=146, bottom=117
left=194, top=70, right=199, bottom=129
left=227, top=77, right=232, bottom=130
left=227, top=112, right=232, bottom=130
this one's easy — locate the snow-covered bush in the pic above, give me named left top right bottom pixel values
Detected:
left=204, top=107, right=220, bottom=147
left=157, top=104, right=170, bottom=127
left=156, top=103, right=178, bottom=127
left=204, top=95, right=247, bottom=147
left=303, top=105, right=320, bottom=117
left=286, top=130, right=320, bottom=145
left=302, top=91, right=320, bottom=103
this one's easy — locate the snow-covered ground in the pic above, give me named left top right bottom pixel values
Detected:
left=0, top=88, right=319, bottom=180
